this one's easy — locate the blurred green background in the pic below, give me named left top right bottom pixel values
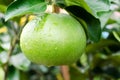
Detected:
left=0, top=0, right=120, bottom=80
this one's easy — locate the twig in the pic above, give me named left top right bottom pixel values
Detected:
left=60, top=66, right=70, bottom=80
left=3, top=35, right=18, bottom=80
left=3, top=15, right=29, bottom=80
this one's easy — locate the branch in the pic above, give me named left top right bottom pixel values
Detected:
left=3, top=35, right=18, bottom=80
left=60, top=66, right=70, bottom=80
left=3, top=15, right=29, bottom=80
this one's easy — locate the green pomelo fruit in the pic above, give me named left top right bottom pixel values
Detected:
left=20, top=13, right=86, bottom=66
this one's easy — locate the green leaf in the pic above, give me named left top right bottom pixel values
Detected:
left=80, top=53, right=88, bottom=67
left=0, top=4, right=7, bottom=13
left=108, top=51, right=120, bottom=66
left=55, top=0, right=66, bottom=8
left=0, top=52, right=8, bottom=65
left=85, top=0, right=110, bottom=16
left=94, top=75, right=102, bottom=80
left=10, top=53, right=31, bottom=71
left=66, top=6, right=101, bottom=42
left=86, top=39, right=120, bottom=53
left=97, top=11, right=113, bottom=28
left=64, top=0, right=110, bottom=17
left=5, top=0, right=47, bottom=21
left=0, top=0, right=14, bottom=6
left=113, top=31, right=120, bottom=42
left=91, top=51, right=120, bottom=68
left=64, top=0, right=93, bottom=14
left=0, top=18, right=3, bottom=28
left=0, top=46, right=4, bottom=53
left=90, top=53, right=107, bottom=69
left=20, top=71, right=29, bottom=80
left=70, top=66, right=87, bottom=80
left=7, top=66, right=20, bottom=80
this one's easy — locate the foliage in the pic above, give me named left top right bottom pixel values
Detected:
left=0, top=0, right=120, bottom=80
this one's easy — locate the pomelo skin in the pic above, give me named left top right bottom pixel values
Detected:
left=20, top=13, right=86, bottom=66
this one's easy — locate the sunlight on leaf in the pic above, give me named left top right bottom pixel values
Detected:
left=5, top=0, right=47, bottom=21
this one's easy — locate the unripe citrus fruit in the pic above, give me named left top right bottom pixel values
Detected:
left=20, top=13, right=86, bottom=66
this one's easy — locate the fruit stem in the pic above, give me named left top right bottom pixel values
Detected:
left=52, top=0, right=60, bottom=13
